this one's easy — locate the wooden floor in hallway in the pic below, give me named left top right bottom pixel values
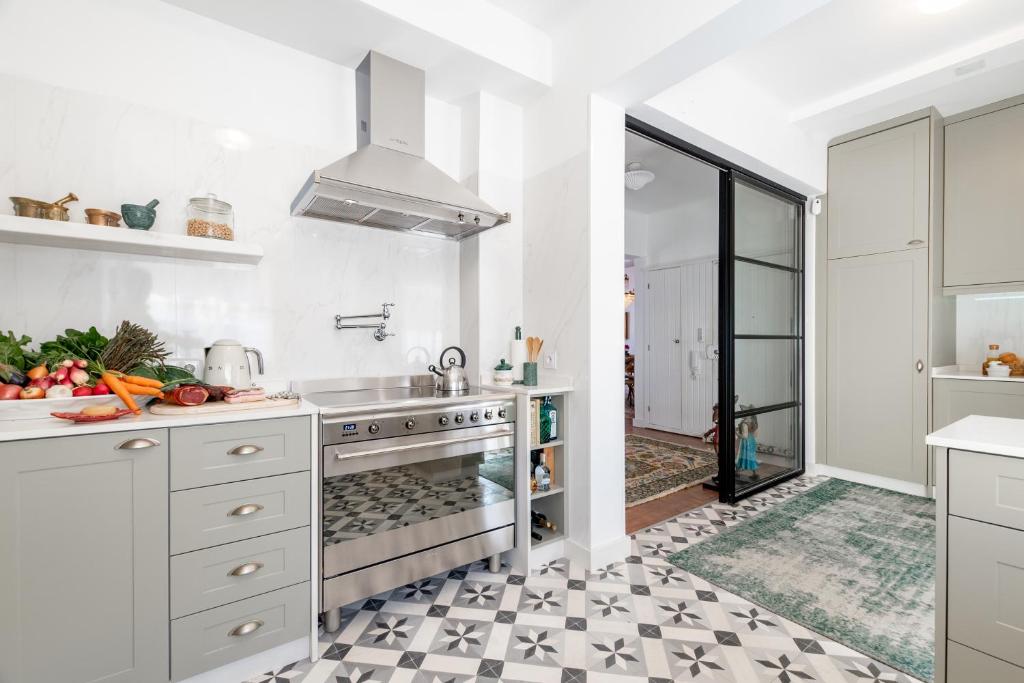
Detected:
left=625, top=408, right=718, bottom=534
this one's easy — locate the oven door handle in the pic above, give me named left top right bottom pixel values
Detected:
left=334, top=427, right=514, bottom=460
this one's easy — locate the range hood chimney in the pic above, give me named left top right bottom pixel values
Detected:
left=291, top=51, right=509, bottom=240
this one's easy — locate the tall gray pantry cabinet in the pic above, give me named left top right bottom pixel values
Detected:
left=0, top=430, right=170, bottom=683
left=824, top=109, right=954, bottom=487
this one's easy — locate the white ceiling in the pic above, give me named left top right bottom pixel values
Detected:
left=624, top=131, right=719, bottom=215
left=486, top=0, right=582, bottom=29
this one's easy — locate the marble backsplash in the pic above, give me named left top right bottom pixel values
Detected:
left=0, top=74, right=461, bottom=385
left=956, top=293, right=1024, bottom=367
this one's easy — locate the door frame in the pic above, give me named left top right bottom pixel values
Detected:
left=626, top=116, right=808, bottom=504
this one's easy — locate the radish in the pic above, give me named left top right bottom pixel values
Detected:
left=72, top=386, right=94, bottom=397
left=92, top=382, right=111, bottom=395
left=46, top=385, right=73, bottom=398
left=69, top=367, right=89, bottom=385
left=52, top=367, right=68, bottom=382
left=30, top=377, right=55, bottom=391
left=73, top=359, right=88, bottom=368
left=62, top=359, right=74, bottom=368
left=59, top=378, right=73, bottom=387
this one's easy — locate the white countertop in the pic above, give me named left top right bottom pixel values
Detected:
left=0, top=401, right=319, bottom=442
left=932, top=365, right=1024, bottom=382
left=927, top=415, right=1024, bottom=458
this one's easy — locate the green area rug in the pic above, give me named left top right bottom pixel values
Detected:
left=626, top=434, right=717, bottom=506
left=668, top=478, right=935, bottom=681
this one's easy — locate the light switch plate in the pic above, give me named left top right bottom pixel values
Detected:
left=543, top=351, right=558, bottom=370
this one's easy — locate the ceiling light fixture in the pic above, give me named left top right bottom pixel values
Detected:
left=916, top=0, right=969, bottom=14
left=624, top=162, right=655, bottom=191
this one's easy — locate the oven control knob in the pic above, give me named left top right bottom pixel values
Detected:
left=455, top=413, right=464, bottom=424
left=484, top=409, right=493, bottom=420
left=405, top=419, right=416, bottom=430
left=470, top=411, right=480, bottom=422
left=368, top=422, right=380, bottom=434
left=438, top=415, right=449, bottom=426
left=498, top=408, right=507, bottom=419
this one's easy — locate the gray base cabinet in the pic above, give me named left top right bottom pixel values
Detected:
left=0, top=430, right=169, bottom=683
left=936, top=447, right=1024, bottom=681
left=933, top=378, right=1024, bottom=430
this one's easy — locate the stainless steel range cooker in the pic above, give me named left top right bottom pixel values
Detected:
left=300, top=375, right=516, bottom=632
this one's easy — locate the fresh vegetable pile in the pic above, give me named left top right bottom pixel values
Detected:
left=0, top=322, right=195, bottom=415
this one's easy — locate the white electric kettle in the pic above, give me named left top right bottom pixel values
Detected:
left=203, top=339, right=264, bottom=388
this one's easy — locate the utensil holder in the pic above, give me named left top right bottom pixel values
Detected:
left=523, top=362, right=538, bottom=386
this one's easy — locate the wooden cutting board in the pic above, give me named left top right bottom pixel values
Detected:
left=148, top=398, right=300, bottom=415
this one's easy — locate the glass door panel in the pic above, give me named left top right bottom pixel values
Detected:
left=720, top=173, right=804, bottom=502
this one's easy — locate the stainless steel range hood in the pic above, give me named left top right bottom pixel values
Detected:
left=291, top=51, right=509, bottom=240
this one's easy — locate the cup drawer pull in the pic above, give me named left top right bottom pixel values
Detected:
left=227, top=619, right=264, bottom=637
left=116, top=437, right=160, bottom=450
left=228, top=561, right=264, bottom=577
left=228, top=444, right=264, bottom=456
left=228, top=503, right=264, bottom=517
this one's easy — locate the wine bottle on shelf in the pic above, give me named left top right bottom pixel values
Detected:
left=531, top=530, right=543, bottom=542
left=531, top=510, right=557, bottom=532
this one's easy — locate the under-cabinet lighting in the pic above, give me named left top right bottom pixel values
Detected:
left=974, top=293, right=1024, bottom=302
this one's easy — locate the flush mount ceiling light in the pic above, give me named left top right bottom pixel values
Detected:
left=917, top=0, right=969, bottom=14
left=624, top=162, right=655, bottom=191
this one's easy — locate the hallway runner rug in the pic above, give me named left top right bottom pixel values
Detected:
left=625, top=434, right=717, bottom=507
left=668, top=478, right=935, bottom=681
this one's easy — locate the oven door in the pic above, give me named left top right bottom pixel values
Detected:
left=321, top=423, right=515, bottom=578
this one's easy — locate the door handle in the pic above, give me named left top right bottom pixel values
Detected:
left=674, top=339, right=681, bottom=344
left=227, top=561, right=264, bottom=577
left=228, top=503, right=264, bottom=517
left=907, top=239, right=924, bottom=246
left=116, top=437, right=160, bottom=450
left=916, top=360, right=924, bottom=373
left=227, top=620, right=264, bottom=637
left=228, top=444, right=264, bottom=456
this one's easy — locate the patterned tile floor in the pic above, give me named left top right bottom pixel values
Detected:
left=248, top=476, right=921, bottom=683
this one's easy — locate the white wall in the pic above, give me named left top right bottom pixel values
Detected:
left=624, top=209, right=649, bottom=258
left=644, top=201, right=719, bottom=266
left=955, top=293, right=1024, bottom=368
left=0, top=0, right=477, bottom=385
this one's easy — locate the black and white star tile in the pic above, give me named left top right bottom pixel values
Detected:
left=245, top=475, right=922, bottom=683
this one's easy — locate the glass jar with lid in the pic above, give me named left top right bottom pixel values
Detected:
left=186, top=193, right=234, bottom=240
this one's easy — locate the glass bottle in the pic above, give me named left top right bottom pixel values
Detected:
left=983, top=344, right=1001, bottom=376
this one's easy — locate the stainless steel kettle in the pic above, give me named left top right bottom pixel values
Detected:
left=429, top=346, right=469, bottom=392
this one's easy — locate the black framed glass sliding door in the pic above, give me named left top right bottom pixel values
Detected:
left=718, top=171, right=805, bottom=503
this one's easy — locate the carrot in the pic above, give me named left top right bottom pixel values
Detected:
left=101, top=372, right=141, bottom=415
left=121, top=383, right=164, bottom=398
left=120, top=374, right=164, bottom=389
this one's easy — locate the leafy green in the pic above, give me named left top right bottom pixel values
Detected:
left=37, top=327, right=109, bottom=367
left=0, top=330, right=32, bottom=371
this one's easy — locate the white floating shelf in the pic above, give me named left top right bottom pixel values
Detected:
left=0, top=214, right=263, bottom=265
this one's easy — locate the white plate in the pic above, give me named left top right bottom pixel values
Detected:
left=0, top=393, right=154, bottom=420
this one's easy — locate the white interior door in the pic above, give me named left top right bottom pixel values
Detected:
left=679, top=261, right=718, bottom=436
left=647, top=267, right=682, bottom=431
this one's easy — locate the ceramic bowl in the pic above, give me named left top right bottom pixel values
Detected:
left=120, top=203, right=156, bottom=230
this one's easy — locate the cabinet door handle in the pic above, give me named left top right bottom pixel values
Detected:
left=227, top=561, right=264, bottom=577
left=907, top=239, right=924, bottom=246
left=673, top=339, right=681, bottom=344
left=228, top=444, right=264, bottom=456
left=228, top=503, right=264, bottom=517
left=116, top=437, right=160, bottom=450
left=916, top=360, right=924, bottom=373
left=227, top=619, right=264, bottom=637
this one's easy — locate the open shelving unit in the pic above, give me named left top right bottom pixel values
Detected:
left=482, top=380, right=572, bottom=572
left=0, top=214, right=263, bottom=265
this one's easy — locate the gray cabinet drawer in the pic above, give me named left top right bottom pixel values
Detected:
left=948, top=517, right=1024, bottom=667
left=171, top=416, right=310, bottom=490
left=171, top=527, right=309, bottom=618
left=949, top=449, right=1024, bottom=531
left=947, top=641, right=1024, bottom=682
left=170, top=472, right=310, bottom=554
left=171, top=581, right=309, bottom=681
